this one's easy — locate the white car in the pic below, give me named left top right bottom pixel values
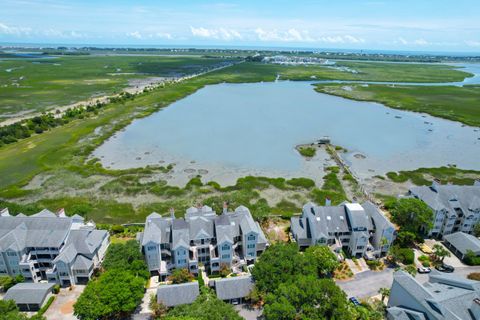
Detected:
left=417, top=266, right=431, bottom=274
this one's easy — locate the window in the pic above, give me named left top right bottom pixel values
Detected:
left=148, top=246, right=156, bottom=251
left=222, top=244, right=230, bottom=251
left=7, top=252, right=16, bottom=257
left=356, top=246, right=365, bottom=250
left=221, top=254, right=230, bottom=259
left=248, top=234, right=256, bottom=241
left=247, top=244, right=255, bottom=249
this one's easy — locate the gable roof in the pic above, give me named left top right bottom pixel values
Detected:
left=214, top=275, right=254, bottom=300
left=444, top=232, right=480, bottom=255
left=0, top=214, right=72, bottom=250
left=409, top=184, right=480, bottom=215
left=157, top=282, right=199, bottom=307
left=4, top=283, right=54, bottom=305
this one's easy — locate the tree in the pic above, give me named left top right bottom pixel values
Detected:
left=263, top=276, right=354, bottom=320
left=389, top=198, right=433, bottom=236
left=168, top=268, right=194, bottom=284
left=432, top=244, right=451, bottom=262
left=474, top=223, right=480, bottom=237
left=73, top=270, right=145, bottom=320
left=378, top=287, right=390, bottom=303
left=394, top=231, right=416, bottom=247
left=0, top=300, right=28, bottom=320
left=304, top=245, right=339, bottom=277
left=149, top=294, right=168, bottom=318
left=219, top=263, right=230, bottom=277
left=102, top=240, right=149, bottom=279
left=166, top=287, right=242, bottom=320
left=251, top=243, right=314, bottom=294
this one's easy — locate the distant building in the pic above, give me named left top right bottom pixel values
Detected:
left=0, top=208, right=109, bottom=286
left=443, top=231, right=480, bottom=260
left=138, top=205, right=268, bottom=279
left=408, top=181, right=480, bottom=238
left=4, top=282, right=55, bottom=312
left=387, top=270, right=480, bottom=320
left=156, top=282, right=199, bottom=307
left=290, top=201, right=396, bottom=258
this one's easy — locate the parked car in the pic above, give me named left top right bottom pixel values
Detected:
left=349, top=297, right=361, bottom=306
left=417, top=266, right=431, bottom=274
left=435, top=264, right=455, bottom=273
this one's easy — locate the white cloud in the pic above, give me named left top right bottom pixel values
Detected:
left=0, top=22, right=31, bottom=35
left=126, top=31, right=172, bottom=40
left=254, top=28, right=364, bottom=44
left=190, top=26, right=242, bottom=40
left=466, top=40, right=480, bottom=47
left=413, top=38, right=429, bottom=45
left=126, top=31, right=142, bottom=39
left=254, top=28, right=316, bottom=42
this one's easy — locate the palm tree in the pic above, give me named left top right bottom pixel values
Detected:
left=433, top=244, right=451, bottom=262
left=378, top=287, right=391, bottom=303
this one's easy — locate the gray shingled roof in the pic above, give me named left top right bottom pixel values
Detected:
left=215, top=275, right=253, bottom=300
left=0, top=215, right=72, bottom=250
left=4, top=283, right=54, bottom=305
left=409, top=184, right=480, bottom=215
left=444, top=232, right=480, bottom=255
left=388, top=270, right=480, bottom=320
left=157, top=282, right=199, bottom=307
left=72, top=255, right=93, bottom=270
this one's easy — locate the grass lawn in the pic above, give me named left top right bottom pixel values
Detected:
left=315, top=83, right=480, bottom=127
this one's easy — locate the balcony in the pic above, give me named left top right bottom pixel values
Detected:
left=189, top=247, right=198, bottom=263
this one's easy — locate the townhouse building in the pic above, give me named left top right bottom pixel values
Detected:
left=0, top=208, right=109, bottom=286
left=291, top=201, right=396, bottom=258
left=408, top=181, right=480, bottom=238
left=138, top=204, right=268, bottom=279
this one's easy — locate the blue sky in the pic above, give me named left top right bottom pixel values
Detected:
left=1, top=0, right=480, bottom=52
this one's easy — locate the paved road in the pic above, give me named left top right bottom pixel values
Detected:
left=337, top=265, right=480, bottom=299
left=337, top=268, right=395, bottom=299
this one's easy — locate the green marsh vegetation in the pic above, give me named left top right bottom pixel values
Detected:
left=298, top=146, right=316, bottom=157
left=315, top=83, right=480, bottom=127
left=385, top=166, right=480, bottom=186
left=0, top=55, right=235, bottom=119
left=0, top=60, right=474, bottom=224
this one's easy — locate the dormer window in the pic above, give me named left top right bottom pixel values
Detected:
left=248, top=234, right=256, bottom=241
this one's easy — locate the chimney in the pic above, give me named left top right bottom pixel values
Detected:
left=170, top=208, right=175, bottom=220
left=223, top=202, right=228, bottom=215
left=0, top=208, right=10, bottom=217
left=57, top=208, right=66, bottom=217
left=325, top=197, right=331, bottom=206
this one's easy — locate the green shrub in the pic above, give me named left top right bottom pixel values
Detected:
left=464, top=250, right=480, bottom=266
left=468, top=272, right=480, bottom=281
left=396, top=248, right=414, bottom=264
left=286, top=177, right=315, bottom=189
left=38, top=296, right=55, bottom=316
left=298, top=146, right=316, bottom=157
left=53, top=284, right=61, bottom=294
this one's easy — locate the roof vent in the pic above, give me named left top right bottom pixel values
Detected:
left=327, top=216, right=331, bottom=221
left=316, top=217, right=320, bottom=222
left=340, top=216, right=344, bottom=220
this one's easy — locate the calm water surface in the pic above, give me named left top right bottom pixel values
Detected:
left=93, top=81, right=480, bottom=184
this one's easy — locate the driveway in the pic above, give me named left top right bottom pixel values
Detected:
left=44, top=285, right=85, bottom=320
left=234, top=304, right=262, bottom=320
left=336, top=267, right=395, bottom=299
left=423, top=239, right=466, bottom=268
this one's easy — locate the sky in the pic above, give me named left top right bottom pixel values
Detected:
left=1, top=0, right=480, bottom=53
